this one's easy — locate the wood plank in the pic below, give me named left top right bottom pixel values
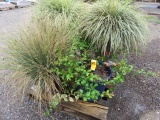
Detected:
left=28, top=86, right=108, bottom=119
left=96, top=99, right=109, bottom=107
left=61, top=100, right=108, bottom=120
left=61, top=107, right=99, bottom=120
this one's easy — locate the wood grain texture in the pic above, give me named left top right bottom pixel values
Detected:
left=61, top=100, right=108, bottom=120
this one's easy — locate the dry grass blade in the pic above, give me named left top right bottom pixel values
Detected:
left=4, top=15, right=72, bottom=106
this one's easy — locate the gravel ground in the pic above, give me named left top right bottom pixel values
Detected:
left=135, top=2, right=160, bottom=15
left=107, top=19, right=160, bottom=120
left=0, top=3, right=160, bottom=120
left=108, top=4, right=160, bottom=120
left=107, top=4, right=160, bottom=120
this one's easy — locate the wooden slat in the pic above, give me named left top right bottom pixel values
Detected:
left=96, top=99, right=109, bottom=107
left=28, top=86, right=108, bottom=119
left=61, top=100, right=108, bottom=120
left=61, top=107, right=99, bottom=120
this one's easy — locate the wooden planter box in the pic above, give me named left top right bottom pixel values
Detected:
left=61, top=100, right=108, bottom=120
left=28, top=85, right=109, bottom=120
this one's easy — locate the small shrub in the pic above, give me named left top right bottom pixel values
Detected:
left=51, top=40, right=102, bottom=102
left=80, top=0, right=149, bottom=55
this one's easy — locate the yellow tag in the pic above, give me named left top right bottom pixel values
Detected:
left=91, top=60, right=96, bottom=71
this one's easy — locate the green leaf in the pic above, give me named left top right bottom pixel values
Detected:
left=83, top=97, right=87, bottom=101
left=86, top=73, right=89, bottom=76
left=64, top=98, right=68, bottom=102
left=101, top=94, right=104, bottom=97
left=79, top=89, right=83, bottom=94
left=85, top=92, right=90, bottom=97
left=44, top=109, right=50, bottom=117
left=75, top=96, right=79, bottom=100
left=81, top=80, right=86, bottom=85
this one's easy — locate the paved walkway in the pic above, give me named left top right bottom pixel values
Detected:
left=135, top=2, right=160, bottom=15
left=0, top=7, right=31, bottom=43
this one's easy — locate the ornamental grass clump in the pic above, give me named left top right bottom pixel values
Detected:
left=80, top=0, right=149, bottom=55
left=5, top=15, right=72, bottom=103
left=36, top=0, right=85, bottom=18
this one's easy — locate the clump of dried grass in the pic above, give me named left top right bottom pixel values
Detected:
left=4, top=14, right=72, bottom=105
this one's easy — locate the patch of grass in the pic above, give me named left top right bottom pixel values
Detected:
left=157, top=19, right=160, bottom=24
left=80, top=0, right=149, bottom=55
left=145, top=15, right=160, bottom=24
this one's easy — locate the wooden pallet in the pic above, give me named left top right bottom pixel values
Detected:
left=0, top=2, right=15, bottom=11
left=61, top=100, right=108, bottom=120
left=28, top=85, right=109, bottom=120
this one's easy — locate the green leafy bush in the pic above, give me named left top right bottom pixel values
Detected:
left=48, top=52, right=157, bottom=111
left=51, top=39, right=102, bottom=102
left=80, top=0, right=149, bottom=54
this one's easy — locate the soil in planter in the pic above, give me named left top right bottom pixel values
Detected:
left=92, top=64, right=113, bottom=101
left=93, top=65, right=108, bottom=79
